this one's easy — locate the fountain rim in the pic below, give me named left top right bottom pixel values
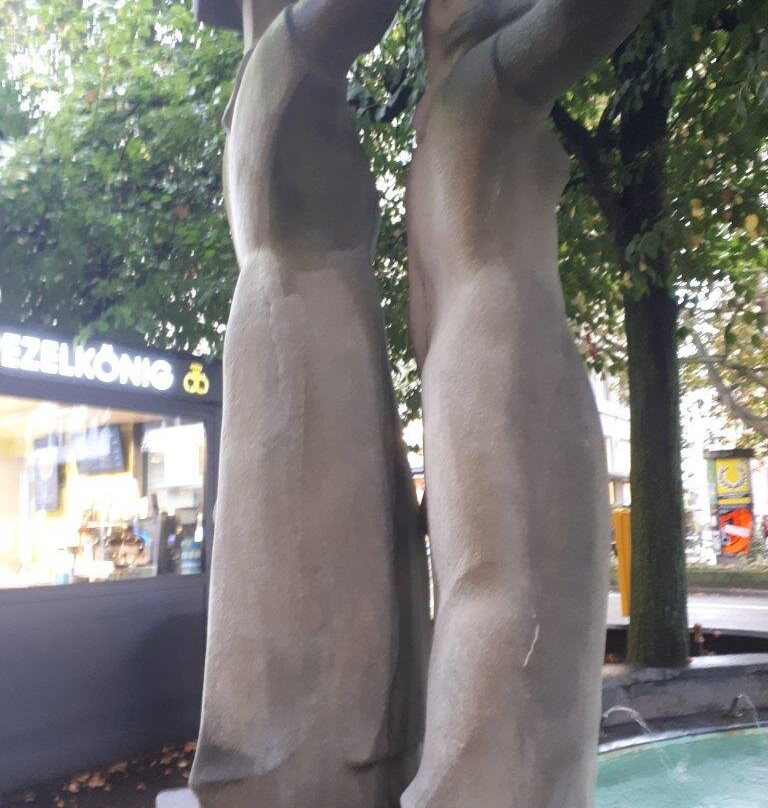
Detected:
left=599, top=721, right=764, bottom=755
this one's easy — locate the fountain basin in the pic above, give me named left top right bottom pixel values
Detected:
left=602, top=653, right=768, bottom=732
left=597, top=728, right=767, bottom=807
left=159, top=727, right=767, bottom=808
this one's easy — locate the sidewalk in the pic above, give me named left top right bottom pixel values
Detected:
left=1, top=743, right=194, bottom=808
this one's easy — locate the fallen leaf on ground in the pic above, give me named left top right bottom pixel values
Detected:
left=86, top=773, right=106, bottom=789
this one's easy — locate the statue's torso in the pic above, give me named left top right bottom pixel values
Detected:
left=409, top=42, right=571, bottom=296
left=224, top=12, right=380, bottom=277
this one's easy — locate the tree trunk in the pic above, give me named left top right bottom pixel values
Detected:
left=625, top=285, right=689, bottom=666
left=614, top=16, right=689, bottom=666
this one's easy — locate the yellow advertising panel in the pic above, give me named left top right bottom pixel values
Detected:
left=714, top=457, right=752, bottom=506
left=706, top=450, right=754, bottom=557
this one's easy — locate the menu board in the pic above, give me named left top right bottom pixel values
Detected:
left=71, top=425, right=127, bottom=475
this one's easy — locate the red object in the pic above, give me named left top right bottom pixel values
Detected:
left=719, top=508, right=754, bottom=556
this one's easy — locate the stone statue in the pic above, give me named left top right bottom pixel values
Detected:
left=188, top=1, right=430, bottom=806
left=403, top=2, right=651, bottom=807
left=172, top=2, right=658, bottom=808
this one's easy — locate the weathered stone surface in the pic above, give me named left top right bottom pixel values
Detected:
left=402, top=2, right=652, bottom=807
left=190, top=1, right=659, bottom=806
left=190, top=2, right=430, bottom=806
left=193, top=0, right=240, bottom=31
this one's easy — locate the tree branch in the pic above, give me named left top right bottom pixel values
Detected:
left=551, top=101, right=625, bottom=254
left=690, top=332, right=768, bottom=438
left=707, top=6, right=741, bottom=33
left=687, top=354, right=768, bottom=391
left=595, top=102, right=620, bottom=149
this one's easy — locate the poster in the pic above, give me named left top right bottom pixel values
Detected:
left=706, top=450, right=754, bottom=557
left=33, top=436, right=64, bottom=512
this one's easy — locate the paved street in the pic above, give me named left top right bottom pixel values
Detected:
left=607, top=591, right=768, bottom=633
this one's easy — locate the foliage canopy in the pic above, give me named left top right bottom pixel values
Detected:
left=1, top=0, right=767, bottom=427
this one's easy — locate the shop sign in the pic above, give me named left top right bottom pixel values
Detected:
left=0, top=328, right=219, bottom=402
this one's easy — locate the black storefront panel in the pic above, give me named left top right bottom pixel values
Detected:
left=0, top=324, right=221, bottom=793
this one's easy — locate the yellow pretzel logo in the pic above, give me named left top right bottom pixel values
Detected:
left=183, top=362, right=210, bottom=396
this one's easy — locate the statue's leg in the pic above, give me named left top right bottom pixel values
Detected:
left=191, top=262, right=426, bottom=807
left=384, top=435, right=432, bottom=798
left=403, top=279, right=610, bottom=808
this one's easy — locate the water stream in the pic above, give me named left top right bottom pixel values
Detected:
left=597, top=728, right=768, bottom=807
left=727, top=693, right=768, bottom=751
left=597, top=698, right=768, bottom=807
left=600, top=706, right=675, bottom=772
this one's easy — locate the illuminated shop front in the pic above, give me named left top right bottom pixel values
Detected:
left=0, top=402, right=209, bottom=588
left=0, top=323, right=221, bottom=793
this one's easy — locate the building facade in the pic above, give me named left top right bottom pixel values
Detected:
left=0, top=323, right=221, bottom=792
left=590, top=375, right=631, bottom=508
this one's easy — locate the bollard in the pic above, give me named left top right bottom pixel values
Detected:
left=612, top=508, right=631, bottom=618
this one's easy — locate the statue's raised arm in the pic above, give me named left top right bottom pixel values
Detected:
left=495, top=0, right=654, bottom=106
left=222, top=0, right=403, bottom=259
left=289, top=0, right=399, bottom=75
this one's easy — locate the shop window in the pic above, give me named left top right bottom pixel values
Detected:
left=0, top=394, right=207, bottom=588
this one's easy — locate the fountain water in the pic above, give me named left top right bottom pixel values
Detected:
left=597, top=729, right=768, bottom=807
left=726, top=692, right=768, bottom=751
left=597, top=695, right=768, bottom=807
left=600, top=706, right=675, bottom=772
left=600, top=705, right=654, bottom=738
left=726, top=692, right=763, bottom=725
